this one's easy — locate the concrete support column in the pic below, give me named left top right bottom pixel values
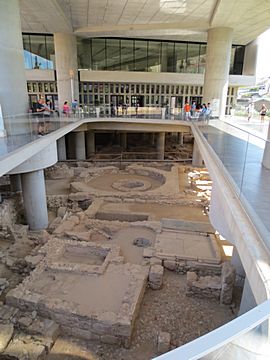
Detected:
left=75, top=131, right=86, bottom=160
left=178, top=132, right=184, bottom=146
left=203, top=27, right=233, bottom=119
left=66, top=133, right=75, bottom=159
left=86, top=131, right=95, bottom=157
left=120, top=133, right=127, bottom=150
left=54, top=33, right=79, bottom=110
left=10, top=174, right=21, bottom=192
left=150, top=133, right=155, bottom=146
left=0, top=0, right=28, bottom=121
left=238, top=277, right=257, bottom=316
left=262, top=123, right=270, bottom=169
left=157, top=132, right=165, bottom=160
left=192, top=140, right=204, bottom=167
left=57, top=137, right=66, bottom=161
left=21, top=170, right=48, bottom=230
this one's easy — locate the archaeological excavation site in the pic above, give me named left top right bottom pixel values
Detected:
left=0, top=132, right=240, bottom=360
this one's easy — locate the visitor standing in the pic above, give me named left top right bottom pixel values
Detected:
left=205, top=102, right=212, bottom=121
left=36, top=98, right=45, bottom=135
left=43, top=100, right=53, bottom=133
left=71, top=99, right=78, bottom=114
left=190, top=101, right=196, bottom=116
left=183, top=101, right=191, bottom=120
left=63, top=101, right=70, bottom=117
left=199, top=103, right=207, bottom=121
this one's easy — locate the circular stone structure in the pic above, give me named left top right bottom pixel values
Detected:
left=112, top=178, right=152, bottom=192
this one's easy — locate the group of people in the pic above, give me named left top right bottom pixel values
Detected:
left=247, top=102, right=268, bottom=122
left=183, top=101, right=212, bottom=121
left=33, top=98, right=79, bottom=135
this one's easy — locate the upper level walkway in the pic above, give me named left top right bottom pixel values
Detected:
left=197, top=119, right=270, bottom=247
left=0, top=113, right=189, bottom=177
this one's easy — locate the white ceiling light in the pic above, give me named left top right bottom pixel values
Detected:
left=160, top=0, right=187, bottom=14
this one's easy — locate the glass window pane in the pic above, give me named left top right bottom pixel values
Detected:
left=77, top=37, right=91, bottom=69
left=92, top=38, right=106, bottom=70
left=230, top=46, right=236, bottom=74
left=45, top=36, right=55, bottom=69
left=106, top=39, right=120, bottom=70
left=121, top=39, right=134, bottom=71
left=199, top=44, right=207, bottom=74
left=161, top=42, right=175, bottom=72
left=148, top=41, right=161, bottom=72
left=230, top=46, right=245, bottom=75
left=23, top=34, right=32, bottom=69
left=175, top=43, right=187, bottom=73
left=29, top=35, right=47, bottom=69
left=134, top=40, right=147, bottom=71
left=186, top=43, right=200, bottom=73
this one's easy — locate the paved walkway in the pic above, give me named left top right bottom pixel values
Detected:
left=199, top=120, right=270, bottom=237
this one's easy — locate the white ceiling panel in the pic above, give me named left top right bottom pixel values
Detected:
left=19, top=0, right=270, bottom=44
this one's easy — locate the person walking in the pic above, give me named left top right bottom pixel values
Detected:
left=247, top=102, right=254, bottom=122
left=259, top=104, right=267, bottom=123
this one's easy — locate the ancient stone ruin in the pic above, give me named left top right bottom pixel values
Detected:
left=0, top=161, right=239, bottom=359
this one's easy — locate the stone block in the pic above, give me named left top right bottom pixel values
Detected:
left=150, top=257, right=162, bottom=266
left=2, top=333, right=46, bottom=359
left=186, top=271, right=198, bottom=286
left=163, top=260, right=176, bottom=271
left=149, top=265, right=164, bottom=290
left=0, top=305, right=19, bottom=323
left=25, top=255, right=44, bottom=268
left=157, top=331, right=171, bottom=354
left=143, top=248, right=155, bottom=258
left=0, top=324, right=14, bottom=352
left=220, top=262, right=236, bottom=305
left=186, top=272, right=221, bottom=300
left=57, top=207, right=66, bottom=218
left=28, top=318, right=59, bottom=342
left=18, top=316, right=33, bottom=328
